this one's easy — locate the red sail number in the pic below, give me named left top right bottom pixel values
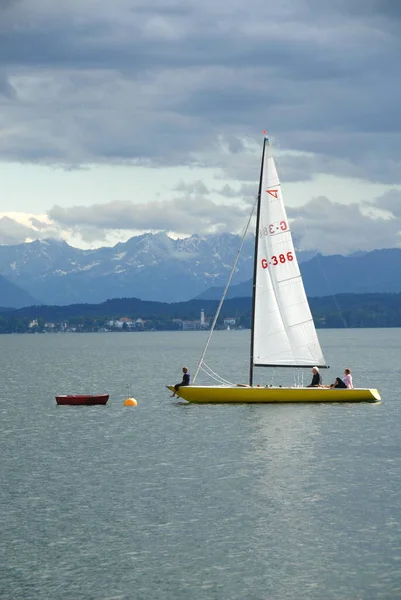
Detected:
left=260, top=221, right=288, bottom=237
left=262, top=252, right=294, bottom=267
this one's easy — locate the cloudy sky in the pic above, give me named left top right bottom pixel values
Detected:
left=0, top=0, right=400, bottom=253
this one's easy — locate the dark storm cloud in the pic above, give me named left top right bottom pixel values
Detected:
left=0, top=0, right=21, bottom=9
left=0, top=217, right=34, bottom=244
left=289, top=196, right=401, bottom=254
left=173, top=181, right=210, bottom=195
left=328, top=0, right=401, bottom=20
left=0, top=0, right=400, bottom=181
left=46, top=189, right=401, bottom=254
left=48, top=197, right=249, bottom=236
left=216, top=184, right=256, bottom=199
left=0, top=73, right=16, bottom=98
left=369, top=189, right=401, bottom=218
left=0, top=216, right=60, bottom=244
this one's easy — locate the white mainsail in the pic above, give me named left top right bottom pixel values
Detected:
left=253, top=139, right=326, bottom=367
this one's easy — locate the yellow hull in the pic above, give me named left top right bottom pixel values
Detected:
left=167, top=385, right=381, bottom=404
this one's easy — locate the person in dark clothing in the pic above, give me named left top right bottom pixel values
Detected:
left=330, top=377, right=347, bottom=389
left=170, top=367, right=191, bottom=397
left=307, top=367, right=322, bottom=387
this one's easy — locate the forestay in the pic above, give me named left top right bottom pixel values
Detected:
left=253, top=139, right=326, bottom=367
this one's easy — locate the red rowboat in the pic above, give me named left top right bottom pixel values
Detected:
left=56, top=394, right=109, bottom=406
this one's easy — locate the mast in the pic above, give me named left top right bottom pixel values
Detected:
left=249, top=134, right=268, bottom=386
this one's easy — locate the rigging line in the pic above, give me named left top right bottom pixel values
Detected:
left=200, top=362, right=234, bottom=386
left=202, top=362, right=230, bottom=383
left=200, top=363, right=234, bottom=386
left=199, top=364, right=227, bottom=385
left=192, top=197, right=258, bottom=384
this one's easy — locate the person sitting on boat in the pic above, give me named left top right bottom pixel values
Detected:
left=170, top=367, right=191, bottom=397
left=307, top=367, right=322, bottom=387
left=329, top=377, right=347, bottom=389
left=343, top=368, right=353, bottom=388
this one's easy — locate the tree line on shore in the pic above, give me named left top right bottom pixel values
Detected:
left=0, top=293, right=401, bottom=333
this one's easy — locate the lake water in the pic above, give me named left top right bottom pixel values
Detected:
left=1, top=329, right=400, bottom=600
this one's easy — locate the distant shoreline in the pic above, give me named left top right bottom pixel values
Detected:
left=1, top=291, right=401, bottom=332
left=1, top=325, right=401, bottom=335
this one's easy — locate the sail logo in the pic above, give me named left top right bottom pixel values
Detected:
left=266, top=189, right=279, bottom=198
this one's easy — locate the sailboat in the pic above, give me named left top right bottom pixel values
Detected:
left=168, top=133, right=380, bottom=403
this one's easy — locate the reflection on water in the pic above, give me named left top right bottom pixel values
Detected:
left=0, top=330, right=400, bottom=599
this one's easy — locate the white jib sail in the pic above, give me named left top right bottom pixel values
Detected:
left=253, top=140, right=326, bottom=367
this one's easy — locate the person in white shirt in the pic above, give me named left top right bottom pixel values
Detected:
left=343, top=368, right=353, bottom=389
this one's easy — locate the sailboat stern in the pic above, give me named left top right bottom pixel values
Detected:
left=369, top=388, right=381, bottom=402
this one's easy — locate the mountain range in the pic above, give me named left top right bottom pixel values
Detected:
left=0, top=234, right=400, bottom=308
left=0, top=233, right=255, bottom=305
left=196, top=249, right=401, bottom=300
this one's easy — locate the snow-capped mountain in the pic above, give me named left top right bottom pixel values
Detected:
left=0, top=233, right=255, bottom=305
left=1, top=233, right=399, bottom=308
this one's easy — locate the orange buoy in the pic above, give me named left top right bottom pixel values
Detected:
left=124, top=397, right=137, bottom=406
